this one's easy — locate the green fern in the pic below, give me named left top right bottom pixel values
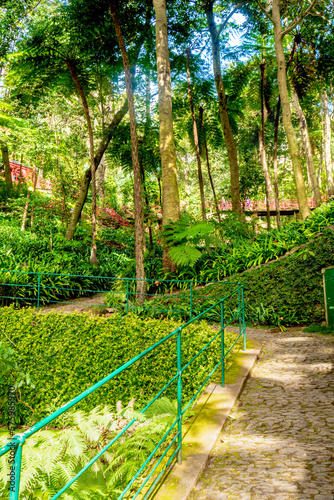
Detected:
left=0, top=397, right=178, bottom=500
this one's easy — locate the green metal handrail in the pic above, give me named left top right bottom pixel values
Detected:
left=0, top=284, right=246, bottom=500
left=0, top=269, right=240, bottom=320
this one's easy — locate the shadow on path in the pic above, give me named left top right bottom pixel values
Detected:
left=189, top=328, right=334, bottom=500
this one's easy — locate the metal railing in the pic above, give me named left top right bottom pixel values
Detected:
left=0, top=284, right=245, bottom=500
left=0, top=269, right=240, bottom=321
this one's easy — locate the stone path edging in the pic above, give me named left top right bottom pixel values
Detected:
left=150, top=340, right=261, bottom=500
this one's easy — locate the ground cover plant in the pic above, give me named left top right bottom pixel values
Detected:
left=0, top=309, right=239, bottom=427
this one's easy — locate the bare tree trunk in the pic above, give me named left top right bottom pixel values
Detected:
left=110, top=0, right=147, bottom=300
left=21, top=191, right=30, bottom=231
left=292, top=87, right=321, bottom=206
left=199, top=106, right=221, bottom=223
left=153, top=0, right=181, bottom=272
left=186, top=47, right=206, bottom=220
left=273, top=98, right=281, bottom=228
left=30, top=167, right=38, bottom=229
left=66, top=59, right=98, bottom=266
left=272, top=39, right=298, bottom=228
left=96, top=155, right=107, bottom=205
left=272, top=0, right=311, bottom=220
left=55, top=127, right=69, bottom=228
left=65, top=102, right=128, bottom=240
left=321, top=90, right=334, bottom=197
left=65, top=39, right=143, bottom=240
left=204, top=0, right=242, bottom=217
left=1, top=144, right=12, bottom=190
left=259, top=61, right=274, bottom=230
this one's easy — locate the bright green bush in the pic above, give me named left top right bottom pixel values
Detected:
left=0, top=310, right=237, bottom=427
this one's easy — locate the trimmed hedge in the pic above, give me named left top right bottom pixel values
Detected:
left=145, top=227, right=334, bottom=326
left=0, top=310, right=237, bottom=427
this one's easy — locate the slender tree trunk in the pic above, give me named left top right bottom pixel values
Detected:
left=65, top=102, right=129, bottom=240
left=186, top=48, right=206, bottom=220
left=259, top=61, right=274, bottom=230
left=55, top=128, right=69, bottom=228
left=292, top=87, right=321, bottom=206
left=321, top=90, right=334, bottom=197
left=204, top=1, right=242, bottom=217
left=153, top=0, right=181, bottom=271
left=96, top=155, right=107, bottom=205
left=21, top=191, right=30, bottom=231
left=199, top=106, right=221, bottom=223
left=65, top=39, right=143, bottom=241
left=272, top=39, right=299, bottom=228
left=272, top=0, right=311, bottom=220
left=318, top=151, right=323, bottom=189
left=1, top=144, right=12, bottom=190
left=273, top=98, right=281, bottom=228
left=110, top=0, right=146, bottom=300
left=67, top=61, right=98, bottom=266
left=30, top=167, right=38, bottom=229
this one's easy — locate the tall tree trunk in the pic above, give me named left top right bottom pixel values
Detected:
left=65, top=39, right=143, bottom=241
left=66, top=59, right=98, bottom=266
left=65, top=102, right=128, bottom=240
left=96, top=155, right=107, bottom=205
left=292, top=87, right=321, bottom=206
left=259, top=61, right=274, bottom=230
left=186, top=47, right=206, bottom=220
left=199, top=106, right=221, bottom=223
left=321, top=90, right=334, bottom=197
left=272, top=0, right=311, bottom=220
left=153, top=0, right=181, bottom=272
left=30, top=167, right=38, bottom=229
left=1, top=144, right=12, bottom=190
left=204, top=1, right=242, bottom=217
left=273, top=98, right=281, bottom=228
left=21, top=191, right=30, bottom=231
left=110, top=0, right=147, bottom=300
left=55, top=127, right=69, bottom=228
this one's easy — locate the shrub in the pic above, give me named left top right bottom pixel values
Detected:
left=0, top=309, right=238, bottom=427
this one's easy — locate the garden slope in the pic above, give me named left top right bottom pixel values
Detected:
left=149, top=227, right=334, bottom=326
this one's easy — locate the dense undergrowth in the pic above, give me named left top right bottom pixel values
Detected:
left=140, top=227, right=334, bottom=327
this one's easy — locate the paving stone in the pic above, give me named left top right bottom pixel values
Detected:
left=189, top=328, right=334, bottom=500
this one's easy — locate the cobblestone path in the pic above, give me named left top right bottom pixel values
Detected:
left=190, top=329, right=334, bottom=500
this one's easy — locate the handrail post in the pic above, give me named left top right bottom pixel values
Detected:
left=9, top=441, right=23, bottom=500
left=242, top=285, right=246, bottom=350
left=126, top=279, right=129, bottom=315
left=221, top=300, right=225, bottom=387
left=177, top=327, right=182, bottom=464
left=189, top=281, right=193, bottom=321
left=37, top=273, right=41, bottom=312
left=238, top=283, right=242, bottom=343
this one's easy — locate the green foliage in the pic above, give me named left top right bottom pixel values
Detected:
left=0, top=310, right=237, bottom=426
left=166, top=201, right=334, bottom=282
left=0, top=341, right=34, bottom=389
left=145, top=228, right=334, bottom=327
left=303, top=325, right=334, bottom=335
left=0, top=398, right=177, bottom=500
left=163, top=214, right=220, bottom=267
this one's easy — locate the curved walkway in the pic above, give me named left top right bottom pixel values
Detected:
left=189, top=328, right=334, bottom=500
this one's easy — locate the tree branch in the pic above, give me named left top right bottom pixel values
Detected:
left=281, top=0, right=318, bottom=36
left=254, top=0, right=274, bottom=23
left=217, top=1, right=247, bottom=36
